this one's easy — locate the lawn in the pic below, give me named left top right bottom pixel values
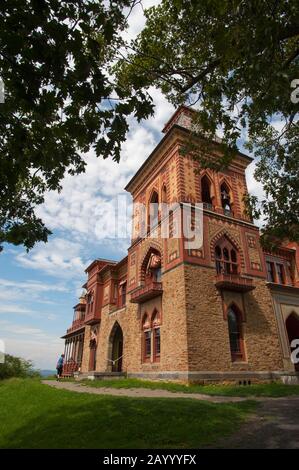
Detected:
left=0, top=378, right=255, bottom=449
left=78, top=377, right=299, bottom=397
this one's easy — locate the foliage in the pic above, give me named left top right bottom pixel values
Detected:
left=0, top=354, right=40, bottom=380
left=117, top=0, right=299, bottom=244
left=0, top=378, right=255, bottom=448
left=0, top=0, right=154, bottom=251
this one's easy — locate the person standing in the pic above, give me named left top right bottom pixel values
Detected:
left=56, top=354, right=65, bottom=380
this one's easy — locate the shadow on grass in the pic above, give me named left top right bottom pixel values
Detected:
left=0, top=379, right=256, bottom=449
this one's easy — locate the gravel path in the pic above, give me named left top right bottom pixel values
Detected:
left=42, top=380, right=246, bottom=403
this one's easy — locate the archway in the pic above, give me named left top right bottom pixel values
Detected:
left=286, top=313, right=299, bottom=371
left=109, top=323, right=123, bottom=372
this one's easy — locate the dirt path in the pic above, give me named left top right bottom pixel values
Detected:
left=42, top=380, right=246, bottom=403
left=215, top=396, right=299, bottom=449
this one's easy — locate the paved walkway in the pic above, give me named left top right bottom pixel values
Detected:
left=42, top=380, right=245, bottom=403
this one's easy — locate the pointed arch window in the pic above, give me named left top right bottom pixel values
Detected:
left=220, top=182, right=233, bottom=215
left=201, top=175, right=213, bottom=209
left=227, top=306, right=245, bottom=361
left=141, top=310, right=161, bottom=363
left=142, top=314, right=151, bottom=362
left=215, top=240, right=238, bottom=275
left=148, top=190, right=159, bottom=230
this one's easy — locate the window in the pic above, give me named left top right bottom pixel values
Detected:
left=152, top=267, right=162, bottom=282
left=227, top=306, right=244, bottom=361
left=119, top=282, right=127, bottom=307
left=220, top=182, right=232, bottom=215
left=201, top=175, right=213, bottom=209
left=86, top=291, right=94, bottom=313
left=142, top=310, right=161, bottom=363
left=215, top=242, right=238, bottom=274
left=266, top=261, right=275, bottom=282
left=276, top=264, right=285, bottom=285
left=144, top=331, right=151, bottom=360
left=148, top=190, right=159, bottom=230
left=154, top=328, right=160, bottom=361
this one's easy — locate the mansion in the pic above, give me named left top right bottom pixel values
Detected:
left=62, top=106, right=299, bottom=383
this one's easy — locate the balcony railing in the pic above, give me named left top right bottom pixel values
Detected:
left=84, top=309, right=100, bottom=325
left=66, top=318, right=85, bottom=334
left=215, top=273, right=255, bottom=292
left=62, top=361, right=81, bottom=376
left=131, top=281, right=163, bottom=304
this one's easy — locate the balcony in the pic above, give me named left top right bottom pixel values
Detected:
left=131, top=281, right=163, bottom=303
left=84, top=310, right=100, bottom=325
left=66, top=318, right=85, bottom=334
left=215, top=273, right=255, bottom=293
left=62, top=361, right=81, bottom=377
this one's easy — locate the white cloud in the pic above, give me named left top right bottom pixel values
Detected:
left=15, top=238, right=90, bottom=279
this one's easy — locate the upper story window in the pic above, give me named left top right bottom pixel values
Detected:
left=266, top=261, right=275, bottom=282
left=276, top=264, right=285, bottom=285
left=86, top=291, right=94, bottom=313
left=215, top=240, right=238, bottom=275
left=148, top=190, right=159, bottom=230
left=119, top=281, right=127, bottom=308
left=201, top=175, right=213, bottom=209
left=266, top=259, right=286, bottom=285
left=220, top=182, right=233, bottom=215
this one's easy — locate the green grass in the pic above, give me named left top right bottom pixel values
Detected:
left=79, top=377, right=299, bottom=397
left=0, top=378, right=255, bottom=449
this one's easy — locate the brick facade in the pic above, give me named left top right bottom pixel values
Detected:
left=62, top=106, right=299, bottom=383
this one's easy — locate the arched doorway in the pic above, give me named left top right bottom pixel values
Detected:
left=89, top=339, right=97, bottom=371
left=109, top=323, right=123, bottom=372
left=286, top=313, right=299, bottom=371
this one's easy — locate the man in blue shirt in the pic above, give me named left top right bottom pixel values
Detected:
left=56, top=354, right=65, bottom=380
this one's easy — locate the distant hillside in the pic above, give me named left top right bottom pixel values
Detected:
left=39, top=370, right=56, bottom=377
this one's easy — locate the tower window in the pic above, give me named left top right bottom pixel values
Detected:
left=266, top=261, right=275, bottom=282
left=220, top=182, right=232, bottom=214
left=201, top=175, right=213, bottom=208
left=215, top=243, right=238, bottom=274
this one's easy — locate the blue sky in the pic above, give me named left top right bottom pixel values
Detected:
left=0, top=1, right=266, bottom=370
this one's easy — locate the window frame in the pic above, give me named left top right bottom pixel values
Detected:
left=227, top=306, right=246, bottom=362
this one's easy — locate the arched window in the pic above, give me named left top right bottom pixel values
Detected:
left=152, top=310, right=161, bottom=362
left=142, top=314, right=151, bottom=362
left=148, top=190, right=159, bottom=230
left=161, top=184, right=167, bottom=203
left=201, top=175, right=213, bottom=208
left=141, top=310, right=161, bottom=363
left=227, top=306, right=245, bottom=361
left=215, top=240, right=238, bottom=274
left=220, top=182, right=232, bottom=215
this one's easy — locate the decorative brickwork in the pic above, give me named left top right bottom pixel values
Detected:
left=63, top=106, right=299, bottom=383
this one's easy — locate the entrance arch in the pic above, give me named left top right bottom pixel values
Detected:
left=286, top=312, right=299, bottom=371
left=108, top=322, right=123, bottom=372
